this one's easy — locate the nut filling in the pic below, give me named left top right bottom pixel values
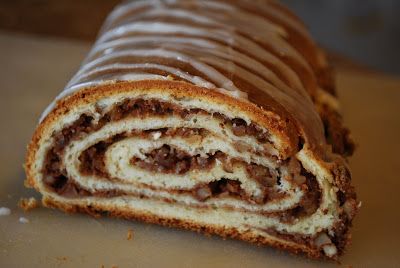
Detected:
left=76, top=134, right=320, bottom=211
left=39, top=98, right=339, bottom=253
left=42, top=98, right=321, bottom=220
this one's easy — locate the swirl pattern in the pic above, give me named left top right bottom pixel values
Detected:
left=25, top=0, right=358, bottom=260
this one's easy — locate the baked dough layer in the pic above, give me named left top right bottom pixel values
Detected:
left=25, top=0, right=358, bottom=260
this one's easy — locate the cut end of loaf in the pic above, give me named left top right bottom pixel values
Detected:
left=25, top=81, right=358, bottom=260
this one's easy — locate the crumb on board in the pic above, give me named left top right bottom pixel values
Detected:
left=56, top=256, right=67, bottom=261
left=127, top=229, right=134, bottom=240
left=0, top=207, right=11, bottom=216
left=101, top=264, right=118, bottom=268
left=19, top=217, right=29, bottom=224
left=18, top=197, right=39, bottom=212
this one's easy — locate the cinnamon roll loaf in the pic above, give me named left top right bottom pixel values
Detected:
left=25, top=0, right=358, bottom=260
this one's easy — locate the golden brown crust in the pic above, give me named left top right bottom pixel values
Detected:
left=42, top=195, right=333, bottom=261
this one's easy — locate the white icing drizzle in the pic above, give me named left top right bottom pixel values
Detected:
left=39, top=81, right=104, bottom=122
left=103, top=0, right=315, bottom=69
left=39, top=0, right=325, bottom=142
left=87, top=36, right=304, bottom=90
left=71, top=49, right=243, bottom=94
left=201, top=56, right=321, bottom=130
left=68, top=63, right=216, bottom=89
left=93, top=20, right=315, bottom=92
left=133, top=7, right=220, bottom=25
left=103, top=0, right=317, bottom=68
left=112, top=73, right=170, bottom=82
left=98, top=20, right=306, bottom=69
left=104, top=0, right=302, bottom=37
left=95, top=20, right=312, bottom=80
left=82, top=38, right=303, bottom=95
left=112, top=5, right=287, bottom=37
left=40, top=74, right=172, bottom=122
left=157, top=42, right=307, bottom=96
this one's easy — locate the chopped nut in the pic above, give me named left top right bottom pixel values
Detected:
left=151, top=132, right=162, bottom=140
left=314, top=232, right=337, bottom=257
left=195, top=186, right=212, bottom=201
left=322, top=244, right=337, bottom=257
left=315, top=232, right=331, bottom=247
left=56, top=256, right=67, bottom=261
left=293, top=174, right=306, bottom=185
left=221, top=157, right=234, bottom=173
left=234, top=141, right=252, bottom=153
left=127, top=229, right=134, bottom=240
left=185, top=134, right=202, bottom=144
left=18, top=197, right=39, bottom=212
left=343, top=199, right=357, bottom=219
left=231, top=123, right=247, bottom=136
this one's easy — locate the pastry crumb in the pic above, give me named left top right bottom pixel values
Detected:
left=18, top=197, right=39, bottom=212
left=56, top=256, right=68, bottom=262
left=151, top=131, right=162, bottom=140
left=0, top=207, right=11, bottom=216
left=19, top=217, right=29, bottom=223
left=127, top=229, right=134, bottom=240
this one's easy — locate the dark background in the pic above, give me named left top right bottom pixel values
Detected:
left=0, top=0, right=399, bottom=75
left=281, top=0, right=400, bottom=75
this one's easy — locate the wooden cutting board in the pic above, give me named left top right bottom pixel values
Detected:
left=0, top=32, right=399, bottom=268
